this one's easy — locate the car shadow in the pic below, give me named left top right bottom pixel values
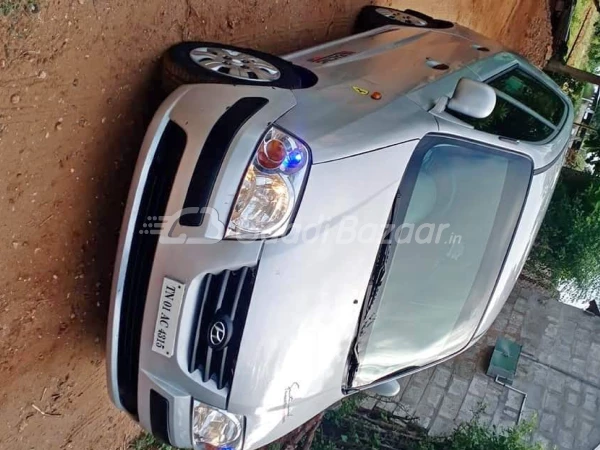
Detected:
left=76, top=62, right=165, bottom=347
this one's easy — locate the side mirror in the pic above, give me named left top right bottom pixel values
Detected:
left=367, top=380, right=400, bottom=397
left=447, top=78, right=496, bottom=119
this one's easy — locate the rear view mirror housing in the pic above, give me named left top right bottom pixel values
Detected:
left=366, top=379, right=400, bottom=397
left=447, top=78, right=496, bottom=119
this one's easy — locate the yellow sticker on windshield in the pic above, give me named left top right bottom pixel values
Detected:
left=352, top=86, right=369, bottom=96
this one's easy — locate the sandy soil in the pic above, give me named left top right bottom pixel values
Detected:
left=0, top=1, right=552, bottom=449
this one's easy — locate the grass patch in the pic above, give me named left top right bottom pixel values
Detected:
left=0, top=0, right=38, bottom=16
left=583, top=82, right=597, bottom=98
left=130, top=433, right=177, bottom=450
left=567, top=0, right=595, bottom=50
left=566, top=0, right=600, bottom=69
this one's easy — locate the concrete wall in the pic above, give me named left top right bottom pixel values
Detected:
left=360, top=280, right=600, bottom=450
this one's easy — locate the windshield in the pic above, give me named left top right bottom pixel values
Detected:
left=350, top=137, right=532, bottom=388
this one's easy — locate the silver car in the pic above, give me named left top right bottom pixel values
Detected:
left=106, top=6, right=574, bottom=450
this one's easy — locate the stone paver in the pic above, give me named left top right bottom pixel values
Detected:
left=431, top=366, right=452, bottom=388
left=582, top=389, right=598, bottom=414
left=413, top=402, right=436, bottom=429
left=525, top=382, right=544, bottom=409
left=429, top=416, right=454, bottom=436
left=447, top=377, right=469, bottom=398
left=543, top=390, right=562, bottom=414
left=482, top=388, right=500, bottom=415
left=539, top=413, right=556, bottom=433
left=577, top=421, right=595, bottom=447
left=400, top=384, right=426, bottom=414
left=422, top=385, right=444, bottom=408
left=563, top=410, right=576, bottom=430
left=505, top=389, right=523, bottom=411
left=438, top=396, right=461, bottom=421
left=546, top=371, right=565, bottom=393
left=533, top=433, right=552, bottom=448
left=557, top=429, right=574, bottom=449
left=358, top=280, right=600, bottom=449
left=360, top=396, right=377, bottom=410
left=467, top=374, right=489, bottom=397
left=566, top=391, right=579, bottom=407
left=458, top=393, right=483, bottom=421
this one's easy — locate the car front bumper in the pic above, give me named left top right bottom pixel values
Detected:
left=106, top=83, right=296, bottom=448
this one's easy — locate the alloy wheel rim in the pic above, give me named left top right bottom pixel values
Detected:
left=189, top=47, right=281, bottom=82
left=375, top=8, right=428, bottom=27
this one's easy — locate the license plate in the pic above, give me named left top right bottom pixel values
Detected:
left=152, top=277, right=185, bottom=357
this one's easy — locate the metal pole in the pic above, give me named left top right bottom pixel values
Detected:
left=494, top=376, right=527, bottom=424
left=573, top=122, right=598, bottom=133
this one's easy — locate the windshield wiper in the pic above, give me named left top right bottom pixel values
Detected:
left=357, top=224, right=393, bottom=337
left=345, top=344, right=361, bottom=390
left=346, top=218, right=395, bottom=390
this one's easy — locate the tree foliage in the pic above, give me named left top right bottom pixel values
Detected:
left=584, top=130, right=600, bottom=173
left=587, top=20, right=600, bottom=70
left=546, top=70, right=586, bottom=109
left=528, top=168, right=600, bottom=290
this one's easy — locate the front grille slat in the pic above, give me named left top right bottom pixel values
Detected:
left=189, top=266, right=257, bottom=391
left=216, top=271, right=230, bottom=311
left=203, top=347, right=213, bottom=383
left=217, top=347, right=229, bottom=390
left=117, top=121, right=187, bottom=417
left=189, top=274, right=213, bottom=373
left=230, top=267, right=247, bottom=320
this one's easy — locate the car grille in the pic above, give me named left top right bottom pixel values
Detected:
left=189, top=266, right=257, bottom=390
left=117, top=121, right=187, bottom=417
left=179, top=97, right=268, bottom=227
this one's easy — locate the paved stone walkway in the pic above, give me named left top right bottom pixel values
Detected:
left=361, top=280, right=600, bottom=450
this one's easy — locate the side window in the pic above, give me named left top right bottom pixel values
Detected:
left=458, top=97, right=553, bottom=142
left=489, top=69, right=564, bottom=125
left=453, top=68, right=565, bottom=142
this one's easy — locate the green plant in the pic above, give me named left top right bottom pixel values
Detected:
left=415, top=419, right=542, bottom=450
left=583, top=124, right=600, bottom=174
left=311, top=396, right=373, bottom=450
left=310, top=398, right=543, bottom=450
left=587, top=20, right=600, bottom=70
left=0, top=0, right=38, bottom=16
left=528, top=168, right=600, bottom=291
left=565, top=0, right=600, bottom=70
left=130, top=433, right=176, bottom=450
left=545, top=71, right=585, bottom=109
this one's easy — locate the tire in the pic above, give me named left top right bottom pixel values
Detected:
left=355, top=6, right=453, bottom=33
left=162, top=42, right=307, bottom=93
left=404, top=9, right=454, bottom=29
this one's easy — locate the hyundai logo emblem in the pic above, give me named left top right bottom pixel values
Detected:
left=208, top=318, right=231, bottom=349
left=210, top=321, right=226, bottom=346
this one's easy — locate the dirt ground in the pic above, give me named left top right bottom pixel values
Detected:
left=0, top=1, right=553, bottom=449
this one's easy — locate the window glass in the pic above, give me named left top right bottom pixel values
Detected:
left=490, top=69, right=565, bottom=125
left=452, top=68, right=565, bottom=141
left=455, top=97, right=553, bottom=141
left=352, top=140, right=532, bottom=387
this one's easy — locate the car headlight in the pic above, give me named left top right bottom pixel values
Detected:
left=225, top=126, right=311, bottom=239
left=192, top=401, right=244, bottom=450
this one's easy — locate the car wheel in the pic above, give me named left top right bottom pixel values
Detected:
left=162, top=42, right=308, bottom=92
left=355, top=6, right=453, bottom=32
